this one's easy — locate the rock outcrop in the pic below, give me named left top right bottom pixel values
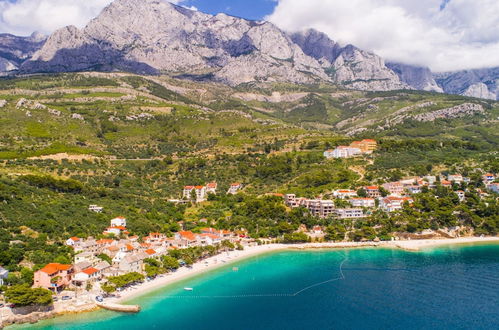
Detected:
left=387, top=62, right=443, bottom=92
left=413, top=103, right=484, bottom=122
left=290, top=29, right=408, bottom=91
left=434, top=67, right=499, bottom=101
left=462, top=83, right=497, bottom=100
left=0, top=32, right=46, bottom=73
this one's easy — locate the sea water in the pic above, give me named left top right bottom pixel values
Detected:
left=22, top=243, right=499, bottom=329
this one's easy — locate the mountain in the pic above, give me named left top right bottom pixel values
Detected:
left=0, top=32, right=46, bottom=73
left=290, top=29, right=408, bottom=91
left=1, top=0, right=498, bottom=100
left=435, top=67, right=499, bottom=100
left=22, top=0, right=327, bottom=85
left=19, top=0, right=407, bottom=90
left=386, top=62, right=443, bottom=93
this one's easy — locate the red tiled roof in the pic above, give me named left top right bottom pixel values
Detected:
left=179, top=231, right=196, bottom=241
left=206, top=182, right=217, bottom=188
left=200, top=233, right=219, bottom=240
left=69, top=237, right=80, bottom=241
left=145, top=249, right=156, bottom=255
left=365, top=186, right=379, bottom=190
left=184, top=186, right=195, bottom=189
left=126, top=244, right=134, bottom=251
left=82, top=267, right=98, bottom=275
left=39, top=263, right=72, bottom=275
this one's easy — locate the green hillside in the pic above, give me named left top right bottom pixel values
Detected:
left=0, top=73, right=497, bottom=271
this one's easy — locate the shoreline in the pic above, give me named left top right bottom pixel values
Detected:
left=3, top=236, right=499, bottom=327
left=113, top=236, right=499, bottom=304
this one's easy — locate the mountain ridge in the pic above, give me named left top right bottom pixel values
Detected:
left=0, top=0, right=497, bottom=100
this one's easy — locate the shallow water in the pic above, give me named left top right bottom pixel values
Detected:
left=23, top=244, right=499, bottom=329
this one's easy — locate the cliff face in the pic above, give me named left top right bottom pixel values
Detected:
left=0, top=32, right=46, bottom=72
left=386, top=62, right=443, bottom=93
left=435, top=68, right=499, bottom=100
left=290, top=29, right=408, bottom=91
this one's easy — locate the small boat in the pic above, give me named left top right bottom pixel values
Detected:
left=232, top=267, right=239, bottom=271
left=184, top=287, right=194, bottom=291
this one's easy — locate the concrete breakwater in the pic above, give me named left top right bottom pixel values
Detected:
left=96, top=302, right=141, bottom=313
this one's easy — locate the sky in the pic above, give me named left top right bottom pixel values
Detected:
left=0, top=0, right=498, bottom=72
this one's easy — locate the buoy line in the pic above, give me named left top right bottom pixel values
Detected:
left=149, top=257, right=348, bottom=300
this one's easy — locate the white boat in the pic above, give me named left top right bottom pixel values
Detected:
left=184, top=287, right=193, bottom=291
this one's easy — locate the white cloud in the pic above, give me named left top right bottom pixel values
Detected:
left=267, top=0, right=499, bottom=72
left=0, top=0, right=187, bottom=36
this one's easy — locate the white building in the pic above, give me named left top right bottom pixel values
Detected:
left=448, top=174, right=463, bottom=183
left=349, top=198, right=375, bottom=208
left=110, top=217, right=127, bottom=228
left=379, top=196, right=413, bottom=212
left=486, top=183, right=499, bottom=194
left=334, top=208, right=365, bottom=219
left=284, top=195, right=334, bottom=218
left=88, top=205, right=103, bottom=213
left=333, top=190, right=358, bottom=199
left=227, top=183, right=243, bottom=194
left=324, top=146, right=362, bottom=159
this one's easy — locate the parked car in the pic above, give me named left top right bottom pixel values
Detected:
left=95, top=296, right=103, bottom=302
left=61, top=296, right=72, bottom=301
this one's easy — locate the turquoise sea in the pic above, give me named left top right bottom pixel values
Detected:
left=22, top=243, right=499, bottom=329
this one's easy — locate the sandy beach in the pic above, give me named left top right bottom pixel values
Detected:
left=111, top=236, right=499, bottom=304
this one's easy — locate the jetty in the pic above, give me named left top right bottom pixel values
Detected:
left=96, top=302, right=141, bottom=313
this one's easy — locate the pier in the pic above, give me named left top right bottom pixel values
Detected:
left=96, top=302, right=141, bottom=313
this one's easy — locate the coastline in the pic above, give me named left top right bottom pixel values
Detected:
left=113, top=236, right=499, bottom=304
left=3, top=236, right=499, bottom=328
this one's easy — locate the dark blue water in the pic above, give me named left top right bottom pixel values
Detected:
left=25, top=244, right=499, bottom=329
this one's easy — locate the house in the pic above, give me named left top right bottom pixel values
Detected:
left=440, top=180, right=452, bottom=188
left=482, top=173, right=496, bottom=184
left=227, top=183, right=243, bottom=194
left=74, top=261, right=92, bottom=273
left=66, top=237, right=80, bottom=247
left=379, top=196, right=413, bottom=212
left=110, top=217, right=127, bottom=228
left=424, top=176, right=437, bottom=185
left=350, top=139, right=377, bottom=153
left=118, top=252, right=148, bottom=273
left=88, top=205, right=103, bottom=213
left=74, top=252, right=97, bottom=264
left=183, top=185, right=207, bottom=202
left=33, top=263, right=73, bottom=292
left=144, top=232, right=167, bottom=245
left=73, top=267, right=100, bottom=284
left=448, top=174, right=463, bottom=183
left=324, top=146, right=362, bottom=159
left=334, top=208, right=365, bottom=219
left=349, top=198, right=375, bottom=208
left=305, top=200, right=335, bottom=218
left=333, top=189, right=358, bottom=199
left=382, top=182, right=405, bottom=196
left=175, top=231, right=199, bottom=247
left=284, top=194, right=301, bottom=207
left=73, top=237, right=100, bottom=254
left=285, top=195, right=335, bottom=218
left=405, top=185, right=422, bottom=195
left=199, top=233, right=221, bottom=246
left=103, top=226, right=128, bottom=237
left=0, top=266, right=9, bottom=286
left=364, top=186, right=381, bottom=198
left=94, top=261, right=111, bottom=273
left=311, top=226, right=324, bottom=235
left=206, top=182, right=217, bottom=194
left=456, top=190, right=466, bottom=201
